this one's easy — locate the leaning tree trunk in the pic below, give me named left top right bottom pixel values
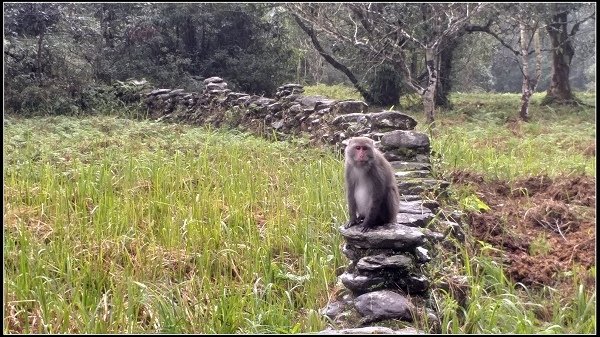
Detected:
left=423, top=47, right=438, bottom=127
left=543, top=4, right=575, bottom=104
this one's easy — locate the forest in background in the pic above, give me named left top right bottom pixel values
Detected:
left=3, top=3, right=596, bottom=119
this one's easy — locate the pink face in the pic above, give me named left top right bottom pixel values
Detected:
left=353, top=145, right=370, bottom=163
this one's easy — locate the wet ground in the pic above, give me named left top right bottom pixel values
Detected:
left=449, top=172, right=596, bottom=293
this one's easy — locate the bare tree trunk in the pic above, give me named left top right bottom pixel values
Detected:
left=543, top=3, right=575, bottom=104
left=519, top=23, right=531, bottom=122
left=435, top=43, right=456, bottom=108
left=519, top=23, right=542, bottom=122
left=423, top=47, right=438, bottom=127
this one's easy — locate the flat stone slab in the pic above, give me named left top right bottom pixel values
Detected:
left=343, top=244, right=406, bottom=262
left=147, top=88, right=171, bottom=96
left=398, top=194, right=424, bottom=202
left=395, top=170, right=432, bottom=179
left=332, top=100, right=368, bottom=115
left=397, top=200, right=435, bottom=214
left=369, top=111, right=417, bottom=131
left=356, top=253, right=414, bottom=272
left=319, top=327, right=423, bottom=334
left=397, top=179, right=450, bottom=195
left=389, top=161, right=432, bottom=171
left=339, top=223, right=426, bottom=250
left=354, top=290, right=415, bottom=323
left=340, top=272, right=387, bottom=294
left=203, top=76, right=224, bottom=84
left=380, top=130, right=430, bottom=149
left=396, top=212, right=435, bottom=227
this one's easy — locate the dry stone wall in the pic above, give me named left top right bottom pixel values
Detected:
left=116, top=77, right=465, bottom=333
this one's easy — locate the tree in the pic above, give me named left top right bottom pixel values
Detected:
left=287, top=3, right=488, bottom=127
left=466, top=4, right=545, bottom=121
left=542, top=3, right=595, bottom=105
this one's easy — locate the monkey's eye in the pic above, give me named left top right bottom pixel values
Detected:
left=355, top=146, right=362, bottom=150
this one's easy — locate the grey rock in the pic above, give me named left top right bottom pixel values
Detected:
left=414, top=246, right=431, bottom=263
left=331, top=113, right=370, bottom=126
left=254, top=97, right=276, bottom=106
left=421, top=228, right=445, bottom=243
left=168, top=89, right=185, bottom=96
left=398, top=194, right=424, bottom=202
left=206, top=82, right=228, bottom=90
left=395, top=170, right=432, bottom=179
left=318, top=327, right=423, bottom=334
left=369, top=111, right=418, bottom=131
left=320, top=299, right=351, bottom=318
left=271, top=120, right=284, bottom=130
left=396, top=212, right=435, bottom=227
left=339, top=223, right=426, bottom=250
left=397, top=200, right=436, bottom=214
left=332, top=100, right=368, bottom=115
left=380, top=130, right=430, bottom=149
left=342, top=244, right=404, bottom=263
left=389, top=161, right=432, bottom=171
left=356, top=254, right=414, bottom=272
left=278, top=83, right=303, bottom=90
left=397, top=179, right=450, bottom=195
left=147, top=88, right=171, bottom=96
left=340, top=272, right=387, bottom=294
left=203, top=76, right=224, bottom=84
left=354, top=290, right=415, bottom=322
left=296, top=95, right=336, bottom=109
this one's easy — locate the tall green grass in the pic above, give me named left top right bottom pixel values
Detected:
left=432, top=242, right=596, bottom=334
left=4, top=88, right=596, bottom=334
left=4, top=115, right=347, bottom=333
left=423, top=92, right=596, bottom=181
left=302, top=84, right=362, bottom=101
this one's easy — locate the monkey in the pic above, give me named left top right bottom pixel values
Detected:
left=344, top=137, right=400, bottom=232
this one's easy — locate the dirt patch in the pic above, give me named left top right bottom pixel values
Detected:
left=450, top=171, right=596, bottom=292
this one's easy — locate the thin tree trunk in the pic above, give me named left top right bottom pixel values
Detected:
left=519, top=23, right=531, bottom=122
left=519, top=23, right=542, bottom=122
left=423, top=47, right=438, bottom=127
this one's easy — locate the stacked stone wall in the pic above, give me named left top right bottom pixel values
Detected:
left=115, top=77, right=465, bottom=333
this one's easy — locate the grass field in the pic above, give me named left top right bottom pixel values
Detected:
left=3, top=89, right=596, bottom=333
left=3, top=116, right=347, bottom=333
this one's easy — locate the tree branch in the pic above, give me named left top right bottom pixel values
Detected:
left=291, top=13, right=374, bottom=103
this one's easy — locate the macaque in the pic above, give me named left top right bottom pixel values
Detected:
left=344, top=137, right=400, bottom=232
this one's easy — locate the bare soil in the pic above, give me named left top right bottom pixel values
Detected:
left=449, top=172, right=596, bottom=293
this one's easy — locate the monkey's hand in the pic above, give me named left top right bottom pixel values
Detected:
left=360, top=225, right=372, bottom=233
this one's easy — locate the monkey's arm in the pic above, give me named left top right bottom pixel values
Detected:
left=345, top=170, right=360, bottom=228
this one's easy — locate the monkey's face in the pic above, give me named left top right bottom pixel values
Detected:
left=350, top=144, right=373, bottom=166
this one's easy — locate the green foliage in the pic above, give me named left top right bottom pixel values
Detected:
left=529, top=234, right=552, bottom=256
left=4, top=3, right=298, bottom=115
left=367, top=63, right=402, bottom=107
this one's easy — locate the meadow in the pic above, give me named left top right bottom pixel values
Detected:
left=3, top=89, right=596, bottom=333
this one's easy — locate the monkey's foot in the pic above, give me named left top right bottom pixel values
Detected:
left=360, top=225, right=372, bottom=233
